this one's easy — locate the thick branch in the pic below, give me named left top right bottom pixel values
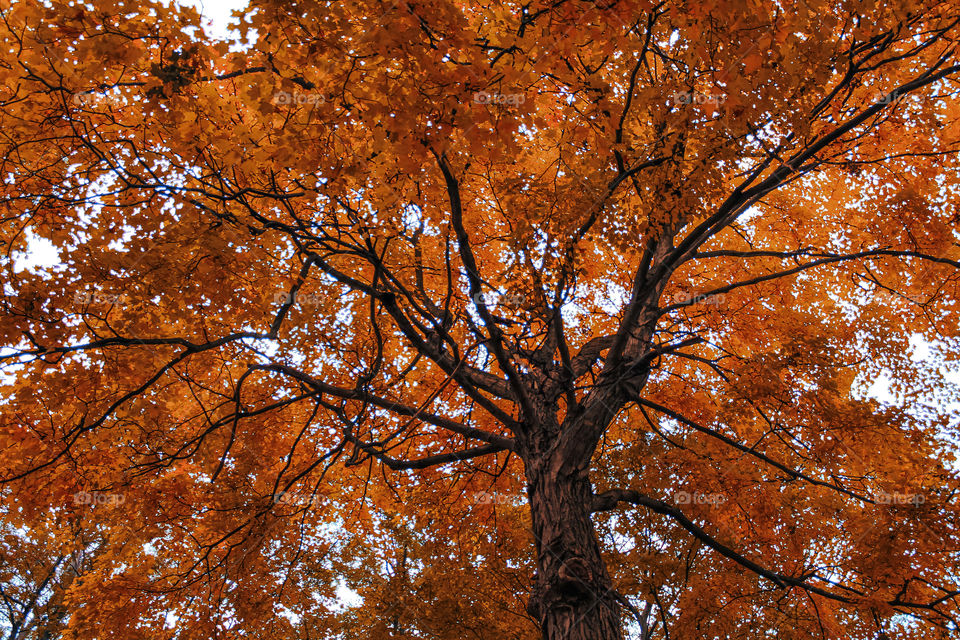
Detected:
left=591, top=488, right=853, bottom=601
left=434, top=151, right=537, bottom=424
left=251, top=363, right=517, bottom=451
left=347, top=441, right=506, bottom=471
left=636, top=398, right=873, bottom=504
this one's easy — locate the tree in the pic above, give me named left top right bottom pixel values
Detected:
left=0, top=516, right=96, bottom=640
left=2, top=0, right=960, bottom=637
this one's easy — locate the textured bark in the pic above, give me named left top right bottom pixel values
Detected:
left=525, top=461, right=622, bottom=640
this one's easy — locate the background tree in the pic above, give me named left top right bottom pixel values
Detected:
left=2, top=0, right=960, bottom=638
left=0, top=514, right=102, bottom=640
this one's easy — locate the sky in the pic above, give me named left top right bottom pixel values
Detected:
left=181, top=0, right=251, bottom=41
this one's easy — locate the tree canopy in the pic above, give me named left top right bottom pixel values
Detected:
left=2, top=0, right=960, bottom=638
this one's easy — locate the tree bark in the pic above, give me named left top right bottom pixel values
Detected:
left=525, top=460, right=623, bottom=640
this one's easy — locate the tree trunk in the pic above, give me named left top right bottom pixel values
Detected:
left=525, top=462, right=623, bottom=640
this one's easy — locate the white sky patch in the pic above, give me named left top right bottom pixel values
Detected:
left=908, top=333, right=934, bottom=362
left=865, top=371, right=893, bottom=402
left=276, top=605, right=301, bottom=625
left=335, top=582, right=362, bottom=608
left=862, top=333, right=960, bottom=407
left=946, top=368, right=960, bottom=387
left=163, top=611, right=178, bottom=629
left=12, top=230, right=60, bottom=273
left=178, top=0, right=251, bottom=43
left=107, top=224, right=138, bottom=252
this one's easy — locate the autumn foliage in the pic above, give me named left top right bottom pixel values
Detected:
left=3, top=0, right=960, bottom=638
